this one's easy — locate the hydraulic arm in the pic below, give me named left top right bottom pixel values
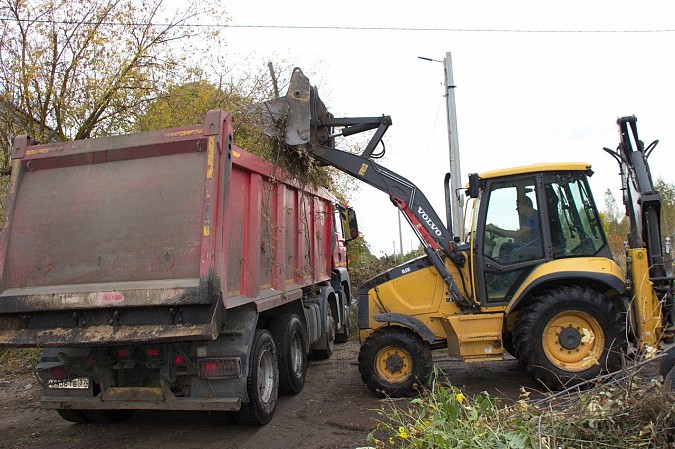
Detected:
left=604, top=115, right=674, bottom=338
left=604, top=116, right=665, bottom=276
left=257, top=68, right=467, bottom=304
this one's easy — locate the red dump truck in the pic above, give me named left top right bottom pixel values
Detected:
left=0, top=110, right=358, bottom=425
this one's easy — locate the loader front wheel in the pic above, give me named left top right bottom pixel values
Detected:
left=358, top=327, right=432, bottom=397
left=514, top=286, right=626, bottom=390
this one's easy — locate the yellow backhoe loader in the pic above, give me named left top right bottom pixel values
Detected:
left=259, top=68, right=673, bottom=394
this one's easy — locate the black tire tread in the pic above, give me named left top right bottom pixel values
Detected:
left=269, top=314, right=307, bottom=395
left=82, top=409, right=135, bottom=423
left=334, top=291, right=350, bottom=344
left=56, top=409, right=90, bottom=423
left=358, top=326, right=432, bottom=397
left=311, top=305, right=335, bottom=360
left=235, top=329, right=278, bottom=426
left=513, top=285, right=626, bottom=390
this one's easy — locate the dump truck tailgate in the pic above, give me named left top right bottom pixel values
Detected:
left=0, top=112, right=233, bottom=346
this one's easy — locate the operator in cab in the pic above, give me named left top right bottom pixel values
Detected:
left=486, top=196, right=540, bottom=244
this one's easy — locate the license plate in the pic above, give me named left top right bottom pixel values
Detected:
left=47, top=378, right=90, bottom=389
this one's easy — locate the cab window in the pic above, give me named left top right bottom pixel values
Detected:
left=483, top=180, right=544, bottom=264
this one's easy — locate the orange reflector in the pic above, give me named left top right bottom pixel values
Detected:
left=198, top=358, right=241, bottom=379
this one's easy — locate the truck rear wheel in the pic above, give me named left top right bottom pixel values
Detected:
left=358, top=326, right=432, bottom=397
left=270, top=314, right=307, bottom=395
left=82, top=409, right=135, bottom=423
left=235, top=329, right=279, bottom=426
left=514, top=286, right=626, bottom=390
left=56, top=409, right=90, bottom=423
left=334, top=290, right=350, bottom=344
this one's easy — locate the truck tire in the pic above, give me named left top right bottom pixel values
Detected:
left=334, top=324, right=349, bottom=344
left=56, top=409, right=90, bottom=423
left=358, top=326, right=432, bottom=397
left=235, top=329, right=279, bottom=426
left=334, top=290, right=350, bottom=344
left=270, top=314, right=307, bottom=395
left=82, top=409, right=135, bottom=423
left=311, top=305, right=335, bottom=360
left=513, top=286, right=626, bottom=391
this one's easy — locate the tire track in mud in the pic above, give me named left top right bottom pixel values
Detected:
left=0, top=341, right=538, bottom=449
left=233, top=343, right=379, bottom=449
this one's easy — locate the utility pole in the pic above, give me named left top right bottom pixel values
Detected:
left=443, top=52, right=463, bottom=237
left=419, top=52, right=463, bottom=237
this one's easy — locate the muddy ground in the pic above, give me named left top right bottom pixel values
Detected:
left=0, top=340, right=540, bottom=449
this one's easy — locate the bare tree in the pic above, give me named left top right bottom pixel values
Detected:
left=0, top=0, right=223, bottom=152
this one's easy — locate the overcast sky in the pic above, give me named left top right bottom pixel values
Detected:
left=216, top=0, right=674, bottom=256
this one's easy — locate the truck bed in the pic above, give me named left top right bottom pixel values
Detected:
left=0, top=110, right=334, bottom=346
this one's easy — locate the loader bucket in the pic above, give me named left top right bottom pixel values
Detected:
left=253, top=68, right=332, bottom=150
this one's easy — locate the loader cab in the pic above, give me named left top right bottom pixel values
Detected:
left=471, top=164, right=610, bottom=305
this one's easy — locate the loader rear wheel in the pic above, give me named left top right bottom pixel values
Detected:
left=235, top=329, right=279, bottom=426
left=664, top=366, right=675, bottom=396
left=514, top=286, right=626, bottom=390
left=270, top=314, right=307, bottom=395
left=358, top=327, right=432, bottom=397
left=660, top=346, right=675, bottom=396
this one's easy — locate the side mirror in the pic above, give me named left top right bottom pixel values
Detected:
left=347, top=208, right=359, bottom=241
left=467, top=173, right=480, bottom=199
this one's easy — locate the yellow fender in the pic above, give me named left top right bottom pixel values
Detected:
left=505, top=257, right=626, bottom=315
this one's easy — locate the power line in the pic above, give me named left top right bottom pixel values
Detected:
left=221, top=24, right=675, bottom=33
left=217, top=24, right=675, bottom=33
left=0, top=16, right=674, bottom=33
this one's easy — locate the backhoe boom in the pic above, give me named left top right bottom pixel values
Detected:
left=257, top=68, right=467, bottom=304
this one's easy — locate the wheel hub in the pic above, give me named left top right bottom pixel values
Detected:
left=385, top=354, right=404, bottom=373
left=375, top=346, right=412, bottom=383
left=558, top=327, right=581, bottom=350
left=542, top=310, right=605, bottom=372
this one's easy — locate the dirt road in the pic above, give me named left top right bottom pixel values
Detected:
left=0, top=340, right=539, bottom=449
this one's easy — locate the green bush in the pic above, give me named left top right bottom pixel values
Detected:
left=369, top=367, right=534, bottom=449
left=369, top=364, right=675, bottom=449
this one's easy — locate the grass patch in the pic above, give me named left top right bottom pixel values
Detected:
left=0, top=348, right=41, bottom=377
left=369, top=363, right=675, bottom=449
